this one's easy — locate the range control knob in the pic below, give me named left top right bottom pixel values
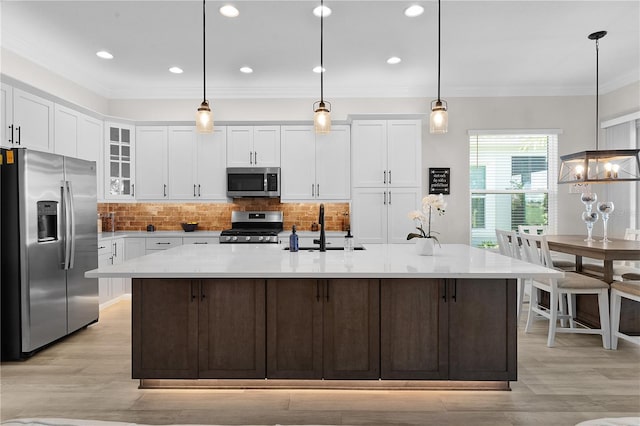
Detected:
left=245, top=236, right=251, bottom=241
left=231, top=236, right=238, bottom=241
left=258, top=236, right=264, bottom=241
left=225, top=236, right=231, bottom=241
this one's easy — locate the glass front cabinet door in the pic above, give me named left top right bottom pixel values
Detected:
left=105, top=122, right=135, bottom=199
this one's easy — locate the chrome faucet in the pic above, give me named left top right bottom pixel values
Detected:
left=313, top=203, right=326, bottom=252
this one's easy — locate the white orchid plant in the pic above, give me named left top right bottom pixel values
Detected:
left=407, top=194, right=447, bottom=242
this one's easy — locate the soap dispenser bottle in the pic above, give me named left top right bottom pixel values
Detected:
left=344, top=229, right=354, bottom=252
left=289, top=225, right=299, bottom=252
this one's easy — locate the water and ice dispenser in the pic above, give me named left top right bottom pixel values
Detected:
left=37, top=201, right=58, bottom=242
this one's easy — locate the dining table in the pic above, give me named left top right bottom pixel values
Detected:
left=545, top=234, right=640, bottom=332
left=545, top=235, right=640, bottom=283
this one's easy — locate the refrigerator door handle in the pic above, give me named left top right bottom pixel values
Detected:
left=66, top=181, right=77, bottom=269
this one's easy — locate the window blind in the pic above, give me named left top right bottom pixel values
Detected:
left=469, top=133, right=558, bottom=247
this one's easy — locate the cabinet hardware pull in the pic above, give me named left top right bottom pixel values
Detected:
left=249, top=151, right=253, bottom=164
left=109, top=256, right=114, bottom=265
left=8, top=124, right=13, bottom=144
left=312, top=184, right=315, bottom=197
left=383, top=191, right=387, bottom=205
left=254, top=151, right=257, bottom=164
left=383, top=170, right=386, bottom=184
left=316, top=183, right=319, bottom=197
left=193, top=242, right=208, bottom=244
left=388, top=191, right=391, bottom=204
left=98, top=246, right=106, bottom=249
left=16, top=126, right=21, bottom=145
left=131, top=184, right=135, bottom=197
left=156, top=242, right=171, bottom=245
left=113, top=242, right=117, bottom=257
left=191, top=283, right=197, bottom=302
left=452, top=281, right=457, bottom=302
left=316, top=281, right=320, bottom=302
left=193, top=184, right=196, bottom=197
left=389, top=170, right=392, bottom=184
left=442, top=281, right=447, bottom=302
left=163, top=184, right=167, bottom=197
left=198, top=184, right=201, bottom=197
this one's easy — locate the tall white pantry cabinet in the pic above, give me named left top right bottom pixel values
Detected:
left=351, top=119, right=422, bottom=244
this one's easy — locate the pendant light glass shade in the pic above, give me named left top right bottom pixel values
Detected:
left=196, top=100, right=213, bottom=133
left=196, top=0, right=213, bottom=134
left=314, top=101, right=331, bottom=134
left=313, top=0, right=331, bottom=134
left=430, top=99, right=448, bottom=134
left=558, top=30, right=640, bottom=184
left=429, top=0, right=448, bottom=134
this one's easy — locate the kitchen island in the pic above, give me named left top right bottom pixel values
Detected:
left=85, top=243, right=562, bottom=390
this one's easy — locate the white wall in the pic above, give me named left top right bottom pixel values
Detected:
left=1, top=48, right=109, bottom=115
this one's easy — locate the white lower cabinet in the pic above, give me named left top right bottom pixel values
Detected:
left=351, top=187, right=421, bottom=244
left=98, top=237, right=125, bottom=307
left=145, top=237, right=182, bottom=255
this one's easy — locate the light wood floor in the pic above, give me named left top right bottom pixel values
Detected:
left=1, top=300, right=639, bottom=426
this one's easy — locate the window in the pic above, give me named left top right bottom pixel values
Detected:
left=469, top=132, right=558, bottom=247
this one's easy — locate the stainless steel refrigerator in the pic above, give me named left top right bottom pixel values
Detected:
left=1, top=148, right=99, bottom=360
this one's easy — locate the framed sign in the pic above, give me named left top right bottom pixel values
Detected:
left=429, top=168, right=450, bottom=194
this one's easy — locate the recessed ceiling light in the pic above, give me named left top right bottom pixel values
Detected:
left=219, top=5, right=239, bottom=17
left=96, top=50, right=113, bottom=59
left=313, top=5, right=331, bottom=18
left=240, top=66, right=253, bottom=74
left=387, top=56, right=402, bottom=65
left=404, top=5, right=424, bottom=17
left=313, top=66, right=326, bottom=73
left=169, top=66, right=183, bottom=74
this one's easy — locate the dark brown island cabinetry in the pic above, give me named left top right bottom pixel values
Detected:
left=132, top=278, right=265, bottom=379
left=266, top=278, right=380, bottom=379
left=381, top=278, right=517, bottom=381
left=131, top=277, right=516, bottom=382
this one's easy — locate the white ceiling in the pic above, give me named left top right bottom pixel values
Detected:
left=2, top=0, right=639, bottom=100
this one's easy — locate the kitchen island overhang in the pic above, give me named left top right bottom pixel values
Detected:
left=86, top=244, right=563, bottom=390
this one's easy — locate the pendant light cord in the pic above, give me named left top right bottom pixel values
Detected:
left=437, top=0, right=441, bottom=102
left=595, top=37, right=599, bottom=150
left=320, top=0, right=324, bottom=103
left=202, top=0, right=206, bottom=103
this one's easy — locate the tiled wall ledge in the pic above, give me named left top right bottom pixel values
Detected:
left=98, top=200, right=350, bottom=232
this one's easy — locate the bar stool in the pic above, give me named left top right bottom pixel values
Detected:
left=517, top=225, right=576, bottom=271
left=520, top=233, right=611, bottom=348
left=610, top=280, right=640, bottom=349
left=496, top=229, right=528, bottom=325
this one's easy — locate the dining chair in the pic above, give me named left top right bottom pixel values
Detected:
left=517, top=225, right=576, bottom=271
left=496, top=229, right=528, bottom=325
left=519, top=232, right=611, bottom=348
left=610, top=280, right=640, bottom=349
left=582, top=228, right=640, bottom=280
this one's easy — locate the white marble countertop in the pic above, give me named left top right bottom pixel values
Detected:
left=85, top=243, right=563, bottom=280
left=98, top=230, right=223, bottom=241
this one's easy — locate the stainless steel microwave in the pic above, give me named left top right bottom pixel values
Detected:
left=226, top=167, right=280, bottom=198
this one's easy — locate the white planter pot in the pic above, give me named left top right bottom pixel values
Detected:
left=415, top=238, right=435, bottom=256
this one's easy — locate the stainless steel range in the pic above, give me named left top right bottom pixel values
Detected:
left=220, top=211, right=283, bottom=243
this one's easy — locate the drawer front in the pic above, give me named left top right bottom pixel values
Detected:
left=98, top=243, right=111, bottom=256
left=183, top=237, right=219, bottom=245
left=145, top=237, right=183, bottom=250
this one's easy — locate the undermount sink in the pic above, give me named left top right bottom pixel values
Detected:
left=283, top=246, right=365, bottom=251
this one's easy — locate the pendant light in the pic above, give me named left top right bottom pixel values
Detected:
left=196, top=0, right=213, bottom=133
left=558, top=31, right=640, bottom=184
left=429, top=0, right=448, bottom=134
left=313, top=0, right=331, bottom=134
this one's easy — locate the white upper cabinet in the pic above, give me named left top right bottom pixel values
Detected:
left=280, top=125, right=350, bottom=202
left=9, top=88, right=54, bottom=152
left=135, top=125, right=228, bottom=201
left=77, top=114, right=103, bottom=163
left=227, top=125, right=280, bottom=167
left=352, top=119, right=421, bottom=188
left=105, top=122, right=135, bottom=200
left=135, top=126, right=168, bottom=200
left=54, top=104, right=80, bottom=156
left=195, top=127, right=227, bottom=200
left=1, top=83, right=14, bottom=149
left=167, top=126, right=196, bottom=199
